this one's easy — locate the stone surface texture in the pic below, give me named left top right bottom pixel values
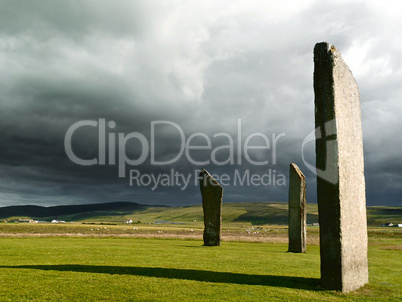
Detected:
left=199, top=169, right=223, bottom=246
left=288, top=163, right=306, bottom=253
left=314, top=42, right=368, bottom=292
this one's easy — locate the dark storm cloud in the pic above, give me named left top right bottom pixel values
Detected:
left=0, top=0, right=401, bottom=206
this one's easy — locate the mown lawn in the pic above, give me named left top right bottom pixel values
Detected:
left=0, top=237, right=401, bottom=301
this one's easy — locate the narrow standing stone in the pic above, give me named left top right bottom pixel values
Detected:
left=288, top=163, right=306, bottom=253
left=313, top=42, right=368, bottom=292
left=199, top=169, right=223, bottom=246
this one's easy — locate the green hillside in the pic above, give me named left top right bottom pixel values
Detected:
left=115, top=202, right=318, bottom=225
left=0, top=202, right=162, bottom=222
left=68, top=202, right=401, bottom=227
left=366, top=206, right=402, bottom=226
left=2, top=201, right=401, bottom=227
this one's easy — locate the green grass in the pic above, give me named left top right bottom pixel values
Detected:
left=0, top=236, right=401, bottom=301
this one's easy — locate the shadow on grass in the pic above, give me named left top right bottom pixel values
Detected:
left=1, top=264, right=321, bottom=290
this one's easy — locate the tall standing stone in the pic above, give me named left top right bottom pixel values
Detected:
left=199, top=169, right=223, bottom=246
left=313, top=42, right=368, bottom=292
left=288, top=163, right=306, bottom=253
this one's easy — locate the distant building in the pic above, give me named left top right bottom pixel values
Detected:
left=18, top=219, right=35, bottom=223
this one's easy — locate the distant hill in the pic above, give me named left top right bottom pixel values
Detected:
left=0, top=201, right=164, bottom=221
left=125, top=202, right=399, bottom=226
left=1, top=201, right=400, bottom=226
left=366, top=206, right=402, bottom=226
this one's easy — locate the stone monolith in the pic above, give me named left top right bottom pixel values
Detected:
left=199, top=169, right=223, bottom=246
left=288, top=163, right=306, bottom=253
left=313, top=42, right=368, bottom=292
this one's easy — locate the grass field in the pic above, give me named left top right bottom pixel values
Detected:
left=1, top=202, right=400, bottom=301
left=0, top=224, right=401, bottom=301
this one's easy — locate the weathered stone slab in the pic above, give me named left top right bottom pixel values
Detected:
left=288, top=163, right=306, bottom=253
left=199, top=169, right=223, bottom=246
left=313, top=42, right=368, bottom=292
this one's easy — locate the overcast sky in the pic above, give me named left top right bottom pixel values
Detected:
left=0, top=0, right=401, bottom=207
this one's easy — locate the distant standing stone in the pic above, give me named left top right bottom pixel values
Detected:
left=199, top=169, right=223, bottom=246
left=314, top=42, right=368, bottom=292
left=288, top=163, right=306, bottom=253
